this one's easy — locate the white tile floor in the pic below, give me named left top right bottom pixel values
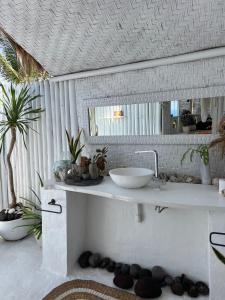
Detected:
left=0, top=237, right=209, bottom=300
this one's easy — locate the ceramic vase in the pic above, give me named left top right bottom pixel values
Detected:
left=200, top=160, right=211, bottom=185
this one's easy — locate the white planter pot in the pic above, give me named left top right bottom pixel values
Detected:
left=200, top=161, right=211, bottom=185
left=0, top=218, right=32, bottom=241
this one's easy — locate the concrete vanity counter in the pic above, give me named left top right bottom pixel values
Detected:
left=54, top=177, right=225, bottom=210
left=41, top=179, right=225, bottom=300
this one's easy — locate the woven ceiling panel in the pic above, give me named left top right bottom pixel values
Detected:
left=0, top=0, right=225, bottom=76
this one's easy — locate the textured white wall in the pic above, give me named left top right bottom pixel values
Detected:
left=76, top=57, right=225, bottom=177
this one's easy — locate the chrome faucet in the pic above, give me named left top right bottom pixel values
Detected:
left=135, top=150, right=159, bottom=178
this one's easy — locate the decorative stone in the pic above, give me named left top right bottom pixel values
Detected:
left=134, top=278, right=162, bottom=298
left=113, top=274, right=134, bottom=290
left=171, top=281, right=184, bottom=296
left=130, top=264, right=141, bottom=279
left=188, top=285, right=199, bottom=298
left=7, top=213, right=15, bottom=221
left=212, top=177, right=219, bottom=187
left=185, top=176, right=193, bottom=183
left=106, top=261, right=116, bottom=272
left=0, top=210, right=7, bottom=221
left=89, top=253, right=101, bottom=268
left=169, top=175, right=177, bottom=182
left=164, top=275, right=173, bottom=286
left=99, top=257, right=111, bottom=269
left=181, top=274, right=194, bottom=292
left=195, top=281, right=209, bottom=296
left=114, top=263, right=123, bottom=276
left=120, top=264, right=130, bottom=275
left=192, top=177, right=201, bottom=184
left=78, top=251, right=92, bottom=268
left=139, top=268, right=152, bottom=279
left=152, top=266, right=167, bottom=282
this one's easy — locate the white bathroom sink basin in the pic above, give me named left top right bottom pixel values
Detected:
left=109, top=167, right=154, bottom=189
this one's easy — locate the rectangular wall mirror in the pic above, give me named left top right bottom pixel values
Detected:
left=88, top=97, right=225, bottom=136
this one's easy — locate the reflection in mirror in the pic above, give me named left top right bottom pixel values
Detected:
left=88, top=97, right=225, bottom=136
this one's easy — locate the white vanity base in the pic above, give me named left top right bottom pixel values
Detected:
left=41, top=178, right=225, bottom=300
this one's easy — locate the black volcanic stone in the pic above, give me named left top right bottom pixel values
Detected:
left=195, top=281, right=209, bottom=296
left=188, top=285, right=199, bottom=298
left=113, top=274, right=134, bottom=290
left=114, top=268, right=122, bottom=276
left=152, top=266, right=167, bottom=282
left=181, top=274, right=194, bottom=292
left=7, top=213, right=15, bottom=221
left=164, top=275, right=173, bottom=286
left=15, top=213, right=22, bottom=219
left=171, top=281, right=184, bottom=296
left=106, top=261, right=116, bottom=272
left=99, top=257, right=111, bottom=269
left=120, top=264, right=130, bottom=275
left=78, top=251, right=92, bottom=268
left=134, top=277, right=162, bottom=298
left=139, top=268, right=152, bottom=279
left=89, top=253, right=101, bottom=268
left=114, top=263, right=123, bottom=276
left=115, top=262, right=122, bottom=269
left=0, top=210, right=7, bottom=221
left=130, top=264, right=142, bottom=279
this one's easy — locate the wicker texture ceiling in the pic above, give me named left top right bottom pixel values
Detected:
left=0, top=0, right=225, bottom=76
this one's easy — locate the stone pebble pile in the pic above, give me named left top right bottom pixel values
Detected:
left=78, top=251, right=209, bottom=299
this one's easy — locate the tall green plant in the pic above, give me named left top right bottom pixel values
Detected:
left=0, top=84, right=44, bottom=208
left=66, top=129, right=84, bottom=163
left=181, top=145, right=209, bottom=166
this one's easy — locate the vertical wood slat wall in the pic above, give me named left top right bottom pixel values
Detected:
left=0, top=79, right=78, bottom=210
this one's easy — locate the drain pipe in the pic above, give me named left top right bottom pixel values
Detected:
left=50, top=47, right=225, bottom=82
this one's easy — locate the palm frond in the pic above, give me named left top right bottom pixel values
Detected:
left=0, top=53, right=21, bottom=84
left=0, top=83, right=44, bottom=152
left=0, top=28, right=48, bottom=83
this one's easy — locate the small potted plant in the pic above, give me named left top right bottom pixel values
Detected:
left=89, top=146, right=108, bottom=179
left=181, top=145, right=211, bottom=184
left=65, top=129, right=85, bottom=177
left=0, top=83, right=44, bottom=240
left=180, top=110, right=196, bottom=134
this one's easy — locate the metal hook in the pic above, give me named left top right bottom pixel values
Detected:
left=35, top=199, right=62, bottom=214
left=210, top=232, right=225, bottom=248
left=155, top=206, right=168, bottom=213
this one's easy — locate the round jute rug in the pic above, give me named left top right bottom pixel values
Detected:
left=43, top=279, right=141, bottom=300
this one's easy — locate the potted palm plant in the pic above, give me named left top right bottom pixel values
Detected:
left=181, top=144, right=211, bottom=185
left=0, top=83, right=43, bottom=240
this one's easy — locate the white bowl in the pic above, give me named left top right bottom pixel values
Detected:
left=109, top=167, right=154, bottom=189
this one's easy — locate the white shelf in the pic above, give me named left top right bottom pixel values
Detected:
left=54, top=177, right=225, bottom=210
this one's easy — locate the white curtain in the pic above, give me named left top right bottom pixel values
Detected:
left=0, top=79, right=79, bottom=210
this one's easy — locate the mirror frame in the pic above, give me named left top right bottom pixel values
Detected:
left=81, top=85, right=225, bottom=145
